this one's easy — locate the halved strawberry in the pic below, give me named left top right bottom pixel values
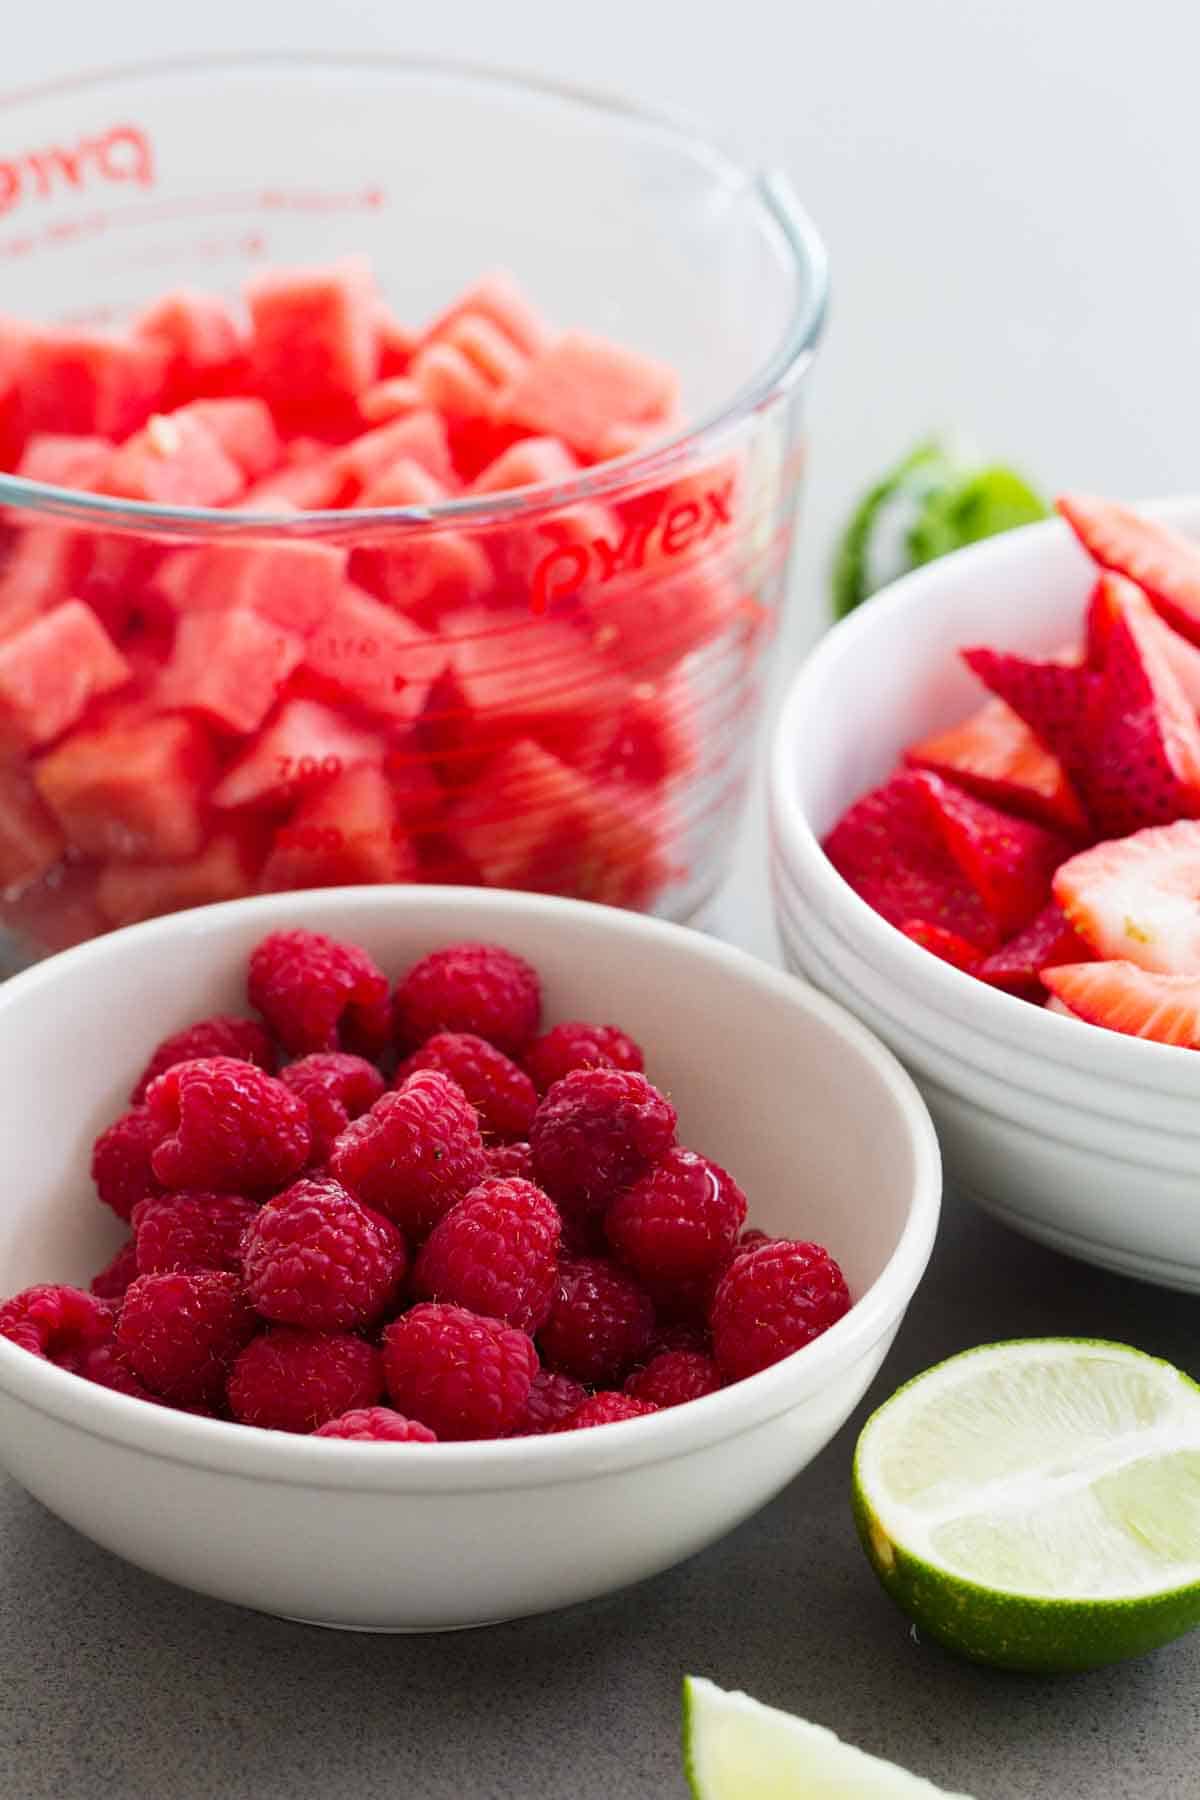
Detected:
left=1043, top=995, right=1080, bottom=1017
left=1086, top=572, right=1200, bottom=708
left=908, top=769, right=1071, bottom=938
left=906, top=696, right=1087, bottom=834
left=977, top=902, right=1093, bottom=999
left=1058, top=495, right=1200, bottom=646
left=1053, top=821, right=1200, bottom=974
left=1041, top=960, right=1200, bottom=1049
left=899, top=919, right=984, bottom=972
left=1082, top=605, right=1200, bottom=835
left=961, top=647, right=1098, bottom=792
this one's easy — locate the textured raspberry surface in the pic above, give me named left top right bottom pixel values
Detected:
left=228, top=1326, right=383, bottom=1432
left=248, top=928, right=390, bottom=1057
left=77, top=1340, right=159, bottom=1401
left=530, top=1068, right=677, bottom=1219
left=313, top=1406, right=437, bottom=1442
left=117, top=1270, right=257, bottom=1404
left=330, top=1068, right=486, bottom=1237
left=537, top=1256, right=655, bottom=1385
left=413, top=1176, right=561, bottom=1332
left=485, top=1140, right=534, bottom=1180
left=605, top=1148, right=747, bottom=1291
left=91, top=1106, right=166, bottom=1221
left=242, top=1176, right=407, bottom=1329
left=89, top=1239, right=140, bottom=1300
left=523, top=1021, right=644, bottom=1094
left=711, top=1240, right=852, bottom=1382
left=645, top=1320, right=712, bottom=1359
left=133, top=1191, right=259, bottom=1275
left=0, top=1283, right=113, bottom=1368
left=130, top=1015, right=276, bottom=1105
left=393, top=941, right=541, bottom=1055
left=278, top=1052, right=387, bottom=1164
left=396, top=1032, right=537, bottom=1143
left=512, top=1367, right=588, bottom=1435
left=382, top=1301, right=538, bottom=1440
left=625, top=1349, right=722, bottom=1408
left=146, top=1057, right=311, bottom=1193
left=553, top=1391, right=658, bottom=1431
left=736, top=1228, right=776, bottom=1255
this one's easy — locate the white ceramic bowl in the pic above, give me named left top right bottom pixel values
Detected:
left=0, top=887, right=939, bottom=1631
left=770, top=496, right=1200, bottom=1295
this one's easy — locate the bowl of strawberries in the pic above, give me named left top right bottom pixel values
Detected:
left=771, top=493, right=1200, bottom=1293
left=0, top=885, right=937, bottom=1630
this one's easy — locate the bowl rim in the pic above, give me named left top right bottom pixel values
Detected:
left=0, top=885, right=939, bottom=1491
left=769, top=493, right=1200, bottom=1090
left=0, top=51, right=828, bottom=540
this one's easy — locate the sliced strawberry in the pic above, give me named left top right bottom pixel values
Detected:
left=1086, top=572, right=1200, bottom=708
left=1058, top=495, right=1200, bottom=646
left=899, top=919, right=984, bottom=972
left=977, top=902, right=1093, bottom=999
left=1082, top=606, right=1200, bottom=835
left=1041, top=960, right=1200, bottom=1049
left=1053, top=821, right=1200, bottom=974
left=906, top=695, right=1087, bottom=834
left=908, top=769, right=1071, bottom=938
left=961, top=647, right=1098, bottom=792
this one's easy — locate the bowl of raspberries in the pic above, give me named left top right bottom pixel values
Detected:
left=0, top=887, right=938, bottom=1629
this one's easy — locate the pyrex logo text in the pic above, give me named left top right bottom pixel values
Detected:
left=0, top=125, right=154, bottom=218
left=530, top=476, right=735, bottom=613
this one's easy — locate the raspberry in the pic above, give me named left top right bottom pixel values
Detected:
left=146, top=1057, right=311, bottom=1194
left=130, top=1015, right=276, bottom=1105
left=89, top=1239, right=139, bottom=1300
left=625, top=1349, right=722, bottom=1408
left=382, top=1302, right=537, bottom=1440
left=133, top=1191, right=259, bottom=1275
left=537, top=1256, right=655, bottom=1386
left=512, top=1368, right=588, bottom=1435
left=78, top=1340, right=159, bottom=1401
left=278, top=1052, right=386, bottom=1164
left=313, top=1406, right=437, bottom=1442
left=413, top=1176, right=560, bottom=1332
left=117, top=1270, right=257, bottom=1404
left=604, top=1148, right=746, bottom=1308
left=523, top=1021, right=644, bottom=1094
left=0, top=1283, right=113, bottom=1369
left=393, top=941, right=541, bottom=1055
left=553, top=1392, right=658, bottom=1432
left=530, top=1068, right=677, bottom=1219
left=736, top=1227, right=775, bottom=1255
left=710, top=1240, right=852, bottom=1382
left=329, top=1068, right=486, bottom=1238
left=396, top=1032, right=536, bottom=1143
left=248, top=928, right=390, bottom=1058
left=645, top=1320, right=712, bottom=1359
left=485, top=1140, right=534, bottom=1180
left=242, top=1177, right=407, bottom=1330
left=228, top=1326, right=383, bottom=1432
left=91, top=1106, right=166, bottom=1221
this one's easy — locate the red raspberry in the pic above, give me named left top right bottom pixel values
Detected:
left=146, top=1057, right=311, bottom=1194
left=130, top=1015, right=276, bottom=1105
left=133, top=1191, right=259, bottom=1275
left=396, top=1032, right=536, bottom=1143
left=530, top=1068, right=677, bottom=1220
left=242, top=1177, right=407, bottom=1330
left=117, top=1271, right=257, bottom=1405
left=278, top=1053, right=386, bottom=1164
left=228, top=1326, right=383, bottom=1432
left=78, top=1339, right=159, bottom=1401
left=605, top=1148, right=747, bottom=1295
left=91, top=1106, right=166, bottom=1221
left=413, top=1176, right=560, bottom=1332
left=313, top=1406, right=437, bottom=1442
left=736, top=1227, right=776, bottom=1255
left=645, top=1320, right=712, bottom=1359
left=0, top=1283, right=113, bottom=1369
left=625, top=1349, right=722, bottom=1408
left=511, top=1368, right=588, bottom=1435
left=329, top=1068, right=486, bottom=1238
left=711, top=1240, right=852, bottom=1382
left=486, top=1140, right=534, bottom=1180
left=89, top=1239, right=139, bottom=1300
left=393, top=941, right=541, bottom=1055
left=553, top=1392, right=658, bottom=1432
left=523, top=1021, right=644, bottom=1094
left=248, top=928, right=390, bottom=1058
left=382, top=1302, right=537, bottom=1440
left=537, top=1257, right=655, bottom=1386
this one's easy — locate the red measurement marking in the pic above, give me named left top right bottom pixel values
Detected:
left=0, top=187, right=384, bottom=260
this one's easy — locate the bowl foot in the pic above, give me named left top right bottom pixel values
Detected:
left=960, top=1187, right=1200, bottom=1294
left=278, top=1613, right=507, bottom=1634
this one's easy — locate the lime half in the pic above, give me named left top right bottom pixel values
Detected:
left=853, top=1339, right=1200, bottom=1672
left=682, top=1676, right=976, bottom=1799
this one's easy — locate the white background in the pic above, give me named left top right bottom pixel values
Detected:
left=5, top=0, right=1196, bottom=951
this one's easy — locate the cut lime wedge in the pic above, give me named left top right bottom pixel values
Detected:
left=682, top=1676, right=976, bottom=1799
left=853, top=1339, right=1200, bottom=1672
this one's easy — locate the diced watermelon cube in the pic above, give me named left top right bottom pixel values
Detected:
left=212, top=699, right=383, bottom=810
left=241, top=452, right=343, bottom=511
left=360, top=377, right=423, bottom=424
left=98, top=411, right=245, bottom=507
left=96, top=832, right=253, bottom=927
left=0, top=525, right=91, bottom=640
left=0, top=600, right=130, bottom=749
left=17, top=328, right=168, bottom=439
left=0, top=759, right=67, bottom=896
left=497, top=330, right=679, bottom=461
left=441, top=313, right=529, bottom=389
left=410, top=342, right=498, bottom=423
left=347, top=463, right=492, bottom=623
left=469, top=437, right=617, bottom=601
left=558, top=672, right=697, bottom=788
left=34, top=714, right=215, bottom=860
left=0, top=861, right=107, bottom=956
left=154, top=538, right=346, bottom=636
left=0, top=320, right=28, bottom=470
left=155, top=608, right=305, bottom=734
left=334, top=412, right=455, bottom=497
left=422, top=270, right=552, bottom=357
left=585, top=566, right=746, bottom=678
left=259, top=764, right=424, bottom=891
left=375, top=306, right=417, bottom=378
left=16, top=434, right=113, bottom=490
left=470, top=435, right=581, bottom=496
left=133, top=290, right=246, bottom=404
left=247, top=258, right=381, bottom=428
left=302, top=585, right=442, bottom=722
left=174, top=398, right=280, bottom=479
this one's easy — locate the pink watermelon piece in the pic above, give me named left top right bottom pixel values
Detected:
left=17, top=329, right=168, bottom=440
left=422, top=271, right=553, bottom=358
left=259, top=763, right=424, bottom=891
left=441, top=313, right=528, bottom=389
left=0, top=600, right=130, bottom=749
left=497, top=330, right=679, bottom=461
left=96, top=832, right=254, bottom=928
left=34, top=713, right=215, bottom=861
left=211, top=699, right=383, bottom=811
left=470, top=436, right=617, bottom=603
left=586, top=566, right=745, bottom=679
left=334, top=411, right=455, bottom=497
left=133, top=290, right=246, bottom=405
left=360, top=377, right=423, bottom=424
left=0, top=321, right=28, bottom=470
left=348, top=463, right=491, bottom=623
left=155, top=538, right=347, bottom=636
left=247, top=258, right=381, bottom=429
left=98, top=410, right=245, bottom=508
left=16, top=433, right=113, bottom=490
left=375, top=306, right=417, bottom=378
left=0, top=525, right=91, bottom=640
left=410, top=342, right=498, bottom=423
left=155, top=608, right=305, bottom=735
left=0, top=759, right=67, bottom=896
left=558, top=672, right=696, bottom=789
left=301, top=584, right=442, bottom=722
left=175, top=398, right=280, bottom=479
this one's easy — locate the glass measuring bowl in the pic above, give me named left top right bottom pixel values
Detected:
left=0, top=54, right=826, bottom=962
